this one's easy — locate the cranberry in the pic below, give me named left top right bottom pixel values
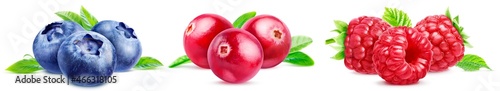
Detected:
left=207, top=28, right=263, bottom=83
left=184, top=13, right=233, bottom=69
left=241, top=15, right=291, bottom=68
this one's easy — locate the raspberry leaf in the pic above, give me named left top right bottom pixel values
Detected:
left=382, top=7, right=412, bottom=27
left=290, top=35, right=313, bottom=53
left=169, top=55, right=192, bottom=68
left=335, top=32, right=346, bottom=46
left=445, top=8, right=472, bottom=48
left=334, top=20, right=348, bottom=32
left=284, top=51, right=314, bottom=66
left=6, top=54, right=43, bottom=74
left=233, top=11, right=256, bottom=28
left=80, top=6, right=98, bottom=31
left=134, top=56, right=164, bottom=70
left=56, top=11, right=86, bottom=28
left=332, top=50, right=345, bottom=60
left=326, top=20, right=347, bottom=60
left=456, top=54, right=492, bottom=71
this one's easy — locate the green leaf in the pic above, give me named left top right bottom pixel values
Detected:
left=80, top=6, right=98, bottom=31
left=55, top=11, right=85, bottom=27
left=232, top=11, right=256, bottom=28
left=382, top=7, right=412, bottom=27
left=445, top=7, right=451, bottom=19
left=169, top=55, right=192, bottom=68
left=331, top=29, right=341, bottom=33
left=333, top=20, right=348, bottom=33
left=6, top=54, right=43, bottom=74
left=290, top=35, right=313, bottom=53
left=453, top=15, right=460, bottom=24
left=456, top=54, right=492, bottom=71
left=325, top=38, right=335, bottom=44
left=335, top=32, right=346, bottom=46
left=445, top=8, right=471, bottom=48
left=134, top=56, right=164, bottom=70
left=284, top=51, right=314, bottom=66
left=332, top=50, right=345, bottom=60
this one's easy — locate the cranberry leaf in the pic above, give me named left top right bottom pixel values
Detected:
left=284, top=51, right=314, bottom=66
left=6, top=54, right=43, bottom=74
left=382, top=7, right=412, bottom=27
left=456, top=54, right=492, bottom=71
left=169, top=55, right=192, bottom=68
left=80, top=6, right=98, bottom=31
left=134, top=56, right=164, bottom=70
left=290, top=35, right=313, bottom=53
left=233, top=11, right=256, bottom=28
left=56, top=11, right=86, bottom=28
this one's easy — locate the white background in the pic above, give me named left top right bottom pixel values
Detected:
left=1, top=0, right=499, bottom=91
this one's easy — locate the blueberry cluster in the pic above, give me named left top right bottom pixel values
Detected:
left=32, top=20, right=142, bottom=87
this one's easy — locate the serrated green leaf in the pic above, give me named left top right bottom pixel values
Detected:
left=290, top=35, right=313, bottom=53
left=169, top=55, right=192, bottom=68
left=335, top=32, right=346, bottom=46
left=284, top=51, right=314, bottom=66
left=333, top=20, right=348, bottom=33
left=325, top=38, right=335, bottom=45
left=6, top=54, right=43, bottom=74
left=55, top=11, right=85, bottom=27
left=383, top=7, right=412, bottom=27
left=134, top=56, right=163, bottom=70
left=80, top=6, right=98, bottom=31
left=332, top=50, right=345, bottom=60
left=456, top=54, right=492, bottom=71
left=233, top=11, right=256, bottom=28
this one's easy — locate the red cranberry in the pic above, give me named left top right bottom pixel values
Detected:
left=241, top=15, right=291, bottom=68
left=184, top=14, right=233, bottom=69
left=207, top=28, right=263, bottom=83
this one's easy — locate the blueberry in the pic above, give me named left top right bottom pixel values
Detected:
left=92, top=20, right=142, bottom=72
left=32, top=21, right=84, bottom=74
left=57, top=31, right=116, bottom=87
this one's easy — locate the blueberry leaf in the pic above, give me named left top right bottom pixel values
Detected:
left=284, top=51, right=314, bottom=66
left=382, top=7, right=412, bottom=27
left=169, top=55, right=192, bottom=68
left=55, top=11, right=85, bottom=28
left=6, top=54, right=43, bottom=74
left=134, top=56, right=164, bottom=70
left=456, top=54, right=492, bottom=71
left=290, top=35, right=313, bottom=53
left=80, top=6, right=98, bottom=31
left=233, top=11, right=256, bottom=28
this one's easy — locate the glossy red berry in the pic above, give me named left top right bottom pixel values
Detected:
left=241, top=14, right=291, bottom=68
left=208, top=28, right=263, bottom=83
left=415, top=15, right=465, bottom=72
left=344, top=16, right=391, bottom=74
left=372, top=27, right=433, bottom=85
left=183, top=13, right=233, bottom=69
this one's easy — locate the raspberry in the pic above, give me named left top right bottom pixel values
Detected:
left=414, top=9, right=468, bottom=72
left=372, top=26, right=433, bottom=85
left=343, top=16, right=391, bottom=74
